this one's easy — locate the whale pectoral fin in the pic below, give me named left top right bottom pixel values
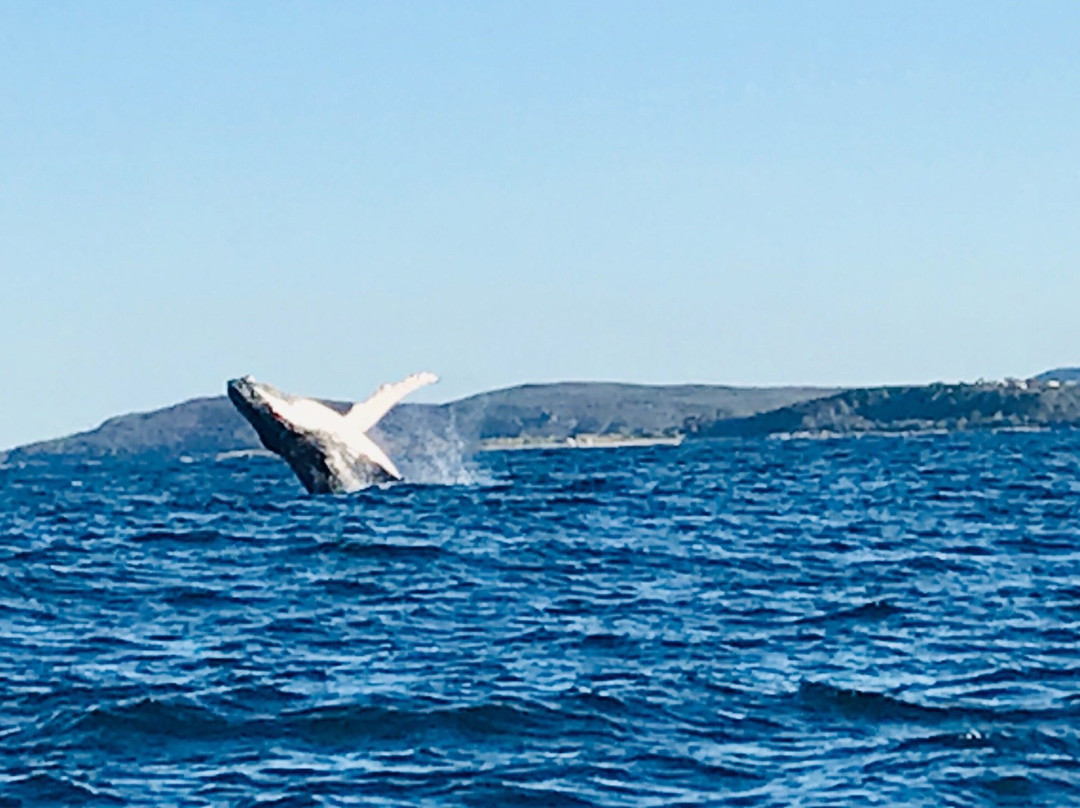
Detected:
left=345, top=371, right=438, bottom=433
left=348, top=432, right=402, bottom=480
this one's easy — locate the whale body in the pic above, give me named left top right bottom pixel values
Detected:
left=226, top=372, right=438, bottom=494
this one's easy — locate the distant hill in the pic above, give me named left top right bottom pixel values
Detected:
left=1, top=382, right=834, bottom=461
left=1032, top=367, right=1080, bottom=383
left=690, top=381, right=1080, bottom=438
left=441, top=383, right=833, bottom=441
left=10, top=377, right=1078, bottom=464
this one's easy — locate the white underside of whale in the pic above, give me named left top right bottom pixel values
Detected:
left=261, top=371, right=438, bottom=481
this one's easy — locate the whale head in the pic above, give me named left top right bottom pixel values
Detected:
left=226, top=374, right=354, bottom=493
left=226, top=375, right=298, bottom=457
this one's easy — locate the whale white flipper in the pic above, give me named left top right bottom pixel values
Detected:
left=344, top=371, right=439, bottom=434
left=226, top=372, right=439, bottom=494
left=346, top=431, right=402, bottom=481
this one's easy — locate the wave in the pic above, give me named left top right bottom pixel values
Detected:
left=798, top=682, right=958, bottom=722
left=128, top=528, right=227, bottom=545
left=207, top=683, right=307, bottom=714
left=797, top=681, right=1080, bottom=726
left=978, top=773, right=1038, bottom=801
left=455, top=782, right=600, bottom=807
left=76, top=698, right=233, bottom=741
left=313, top=576, right=387, bottom=597
left=161, top=585, right=242, bottom=607
left=1, top=773, right=122, bottom=806
left=968, top=772, right=1080, bottom=804
left=66, top=693, right=635, bottom=750
left=892, top=728, right=995, bottom=752
left=798, top=599, right=904, bottom=625
left=561, top=688, right=630, bottom=717
left=233, top=794, right=320, bottom=808
left=319, top=539, right=446, bottom=561
left=58, top=694, right=596, bottom=749
left=628, top=750, right=766, bottom=782
left=279, top=700, right=550, bottom=744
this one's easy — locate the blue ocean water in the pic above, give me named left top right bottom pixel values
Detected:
left=2, top=432, right=1080, bottom=807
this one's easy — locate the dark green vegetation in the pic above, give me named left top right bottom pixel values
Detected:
left=690, top=381, right=1080, bottom=438
left=5, top=375, right=1079, bottom=461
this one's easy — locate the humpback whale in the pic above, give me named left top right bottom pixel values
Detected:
left=226, top=372, right=438, bottom=494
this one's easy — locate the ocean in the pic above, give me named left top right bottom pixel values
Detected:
left=2, top=432, right=1080, bottom=806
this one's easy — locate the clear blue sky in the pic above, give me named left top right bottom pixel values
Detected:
left=3, top=2, right=1079, bottom=449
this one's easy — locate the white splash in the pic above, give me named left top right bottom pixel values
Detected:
left=394, top=412, right=489, bottom=486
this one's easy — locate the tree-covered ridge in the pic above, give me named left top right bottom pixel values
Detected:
left=689, top=381, right=1080, bottom=438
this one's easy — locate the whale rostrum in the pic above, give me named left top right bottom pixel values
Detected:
left=226, top=372, right=438, bottom=494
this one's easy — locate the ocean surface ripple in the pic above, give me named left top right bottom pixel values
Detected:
left=3, top=432, right=1080, bottom=806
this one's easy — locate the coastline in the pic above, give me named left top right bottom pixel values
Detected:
left=478, top=434, right=685, bottom=452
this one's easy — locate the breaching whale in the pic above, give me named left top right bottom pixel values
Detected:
left=226, top=372, right=438, bottom=494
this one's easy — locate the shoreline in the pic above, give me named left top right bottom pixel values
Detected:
left=478, top=434, right=685, bottom=452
